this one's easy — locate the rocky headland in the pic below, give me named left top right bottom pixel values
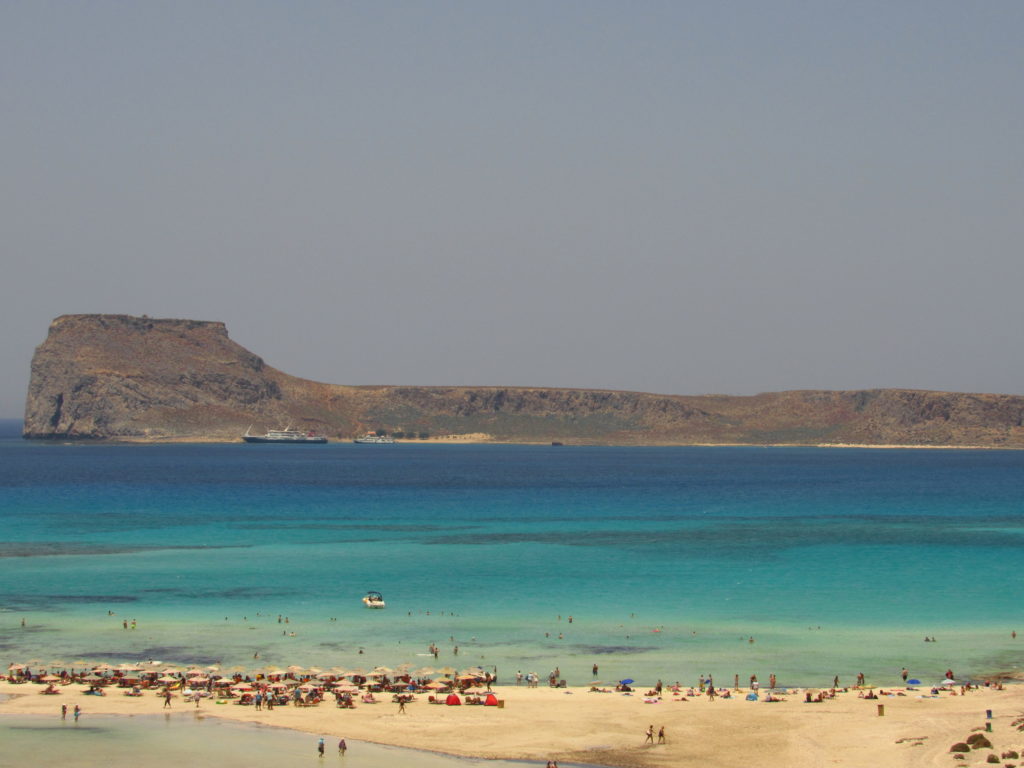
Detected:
left=22, top=314, right=1024, bottom=446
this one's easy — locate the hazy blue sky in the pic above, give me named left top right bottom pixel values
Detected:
left=2, top=1, right=1022, bottom=416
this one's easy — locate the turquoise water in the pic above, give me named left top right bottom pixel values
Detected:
left=0, top=712, right=558, bottom=768
left=2, top=440, right=1023, bottom=688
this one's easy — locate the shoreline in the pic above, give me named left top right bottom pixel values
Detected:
left=13, top=434, right=1020, bottom=449
left=3, top=680, right=1023, bottom=767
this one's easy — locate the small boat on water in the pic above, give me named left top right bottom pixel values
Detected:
left=362, top=591, right=386, bottom=609
left=353, top=433, right=396, bottom=444
left=242, top=425, right=328, bottom=444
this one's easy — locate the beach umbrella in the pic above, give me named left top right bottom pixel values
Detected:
left=345, top=669, right=366, bottom=677
left=231, top=683, right=254, bottom=691
left=157, top=676, right=178, bottom=683
left=287, top=665, right=304, bottom=673
left=372, top=666, right=393, bottom=675
left=415, top=667, right=436, bottom=676
left=939, top=679, right=957, bottom=686
left=456, top=675, right=479, bottom=682
left=40, top=674, right=61, bottom=682
left=316, top=672, right=337, bottom=681
left=438, top=666, right=456, bottom=675
left=269, top=682, right=290, bottom=690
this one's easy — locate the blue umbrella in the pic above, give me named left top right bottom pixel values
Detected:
left=907, top=679, right=921, bottom=685
left=620, top=678, right=634, bottom=685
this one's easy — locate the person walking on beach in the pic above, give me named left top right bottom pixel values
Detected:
left=317, top=737, right=325, bottom=757
left=73, top=705, right=81, bottom=722
left=644, top=725, right=654, bottom=744
left=338, top=738, right=347, bottom=756
left=398, top=698, right=406, bottom=713
left=658, top=726, right=666, bottom=744
left=163, top=690, right=172, bottom=708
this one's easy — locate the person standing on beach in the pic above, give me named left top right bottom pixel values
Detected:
left=73, top=705, right=81, bottom=722
left=658, top=726, right=666, bottom=744
left=592, top=663, right=598, bottom=678
left=61, top=704, right=67, bottom=719
left=317, top=737, right=325, bottom=757
left=644, top=725, right=654, bottom=744
left=163, top=690, right=172, bottom=708
left=338, top=738, right=347, bottom=755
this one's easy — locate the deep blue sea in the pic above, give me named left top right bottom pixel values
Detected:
left=2, top=436, right=1023, bottom=689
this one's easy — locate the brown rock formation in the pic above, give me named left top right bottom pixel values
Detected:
left=22, top=314, right=1024, bottom=446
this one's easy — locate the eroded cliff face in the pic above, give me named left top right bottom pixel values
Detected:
left=22, top=315, right=1024, bottom=446
left=24, top=315, right=286, bottom=439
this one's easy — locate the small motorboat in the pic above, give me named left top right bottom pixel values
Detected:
left=362, top=591, right=386, bottom=609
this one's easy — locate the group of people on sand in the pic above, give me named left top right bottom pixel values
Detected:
left=643, top=725, right=666, bottom=745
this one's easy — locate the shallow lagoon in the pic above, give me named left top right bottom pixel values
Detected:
left=0, top=712, right=566, bottom=768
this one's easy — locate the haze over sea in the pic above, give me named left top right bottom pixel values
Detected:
left=2, top=430, right=1023, bottom=689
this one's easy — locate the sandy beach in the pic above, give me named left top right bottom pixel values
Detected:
left=4, top=679, right=1022, bottom=767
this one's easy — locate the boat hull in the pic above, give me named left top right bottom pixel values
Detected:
left=242, top=435, right=328, bottom=444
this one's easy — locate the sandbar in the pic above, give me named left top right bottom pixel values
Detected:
left=4, top=680, right=1022, bottom=767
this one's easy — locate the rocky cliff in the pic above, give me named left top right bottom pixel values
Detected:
left=22, top=314, right=1024, bottom=446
